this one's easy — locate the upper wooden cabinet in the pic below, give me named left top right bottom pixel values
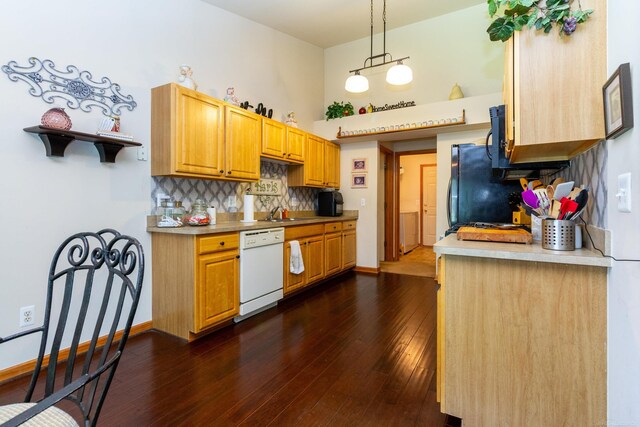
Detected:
left=504, top=0, right=606, bottom=164
left=261, top=118, right=305, bottom=164
left=151, top=83, right=225, bottom=178
left=151, top=83, right=259, bottom=182
left=288, top=135, right=340, bottom=189
left=225, top=106, right=261, bottom=181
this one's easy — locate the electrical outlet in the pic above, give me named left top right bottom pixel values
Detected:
left=20, top=305, right=35, bottom=327
left=156, top=193, right=170, bottom=208
left=617, top=173, right=632, bottom=213
left=136, top=145, right=148, bottom=161
left=360, top=198, right=366, bottom=207
left=228, top=195, right=237, bottom=208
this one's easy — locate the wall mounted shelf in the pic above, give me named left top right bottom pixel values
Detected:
left=23, top=125, right=142, bottom=163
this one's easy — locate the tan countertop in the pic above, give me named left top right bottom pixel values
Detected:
left=147, top=213, right=358, bottom=235
left=433, top=234, right=612, bottom=268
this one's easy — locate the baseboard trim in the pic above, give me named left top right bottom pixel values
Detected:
left=0, top=320, right=153, bottom=384
left=354, top=266, right=380, bottom=275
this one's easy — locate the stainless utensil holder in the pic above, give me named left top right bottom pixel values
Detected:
left=542, top=219, right=575, bottom=251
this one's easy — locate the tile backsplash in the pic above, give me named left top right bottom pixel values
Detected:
left=151, top=160, right=319, bottom=213
left=558, top=140, right=607, bottom=228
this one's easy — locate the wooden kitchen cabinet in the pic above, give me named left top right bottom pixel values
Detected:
left=151, top=83, right=260, bottom=182
left=152, top=232, right=239, bottom=341
left=438, top=254, right=606, bottom=426
left=283, top=224, right=326, bottom=294
left=261, top=118, right=305, bottom=164
left=504, top=0, right=606, bottom=163
left=324, top=222, right=343, bottom=276
left=341, top=222, right=356, bottom=269
left=151, top=83, right=225, bottom=178
left=288, top=135, right=340, bottom=189
left=224, top=105, right=261, bottom=181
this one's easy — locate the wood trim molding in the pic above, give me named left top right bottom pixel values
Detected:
left=354, top=266, right=381, bottom=275
left=0, top=320, right=153, bottom=384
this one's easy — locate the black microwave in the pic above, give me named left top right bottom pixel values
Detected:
left=317, top=191, right=343, bottom=217
left=489, top=105, right=569, bottom=180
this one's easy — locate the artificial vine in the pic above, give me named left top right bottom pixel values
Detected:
left=487, top=0, right=593, bottom=42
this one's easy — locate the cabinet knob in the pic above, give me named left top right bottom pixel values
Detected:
left=227, top=171, right=232, bottom=175
left=219, top=170, right=224, bottom=174
left=236, top=255, right=240, bottom=259
left=287, top=153, right=291, bottom=158
left=219, top=241, right=225, bottom=246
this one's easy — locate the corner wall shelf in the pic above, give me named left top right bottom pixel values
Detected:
left=24, top=125, right=142, bottom=163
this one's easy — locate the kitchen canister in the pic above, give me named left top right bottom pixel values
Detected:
left=542, top=219, right=575, bottom=251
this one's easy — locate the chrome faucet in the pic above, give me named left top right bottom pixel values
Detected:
left=266, top=206, right=280, bottom=221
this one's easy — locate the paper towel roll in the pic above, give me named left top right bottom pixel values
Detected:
left=241, top=194, right=256, bottom=222
left=207, top=207, right=216, bottom=225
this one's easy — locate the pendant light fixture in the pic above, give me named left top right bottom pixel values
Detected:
left=345, top=0, right=413, bottom=93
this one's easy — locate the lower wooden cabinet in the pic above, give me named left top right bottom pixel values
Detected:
left=324, top=232, right=342, bottom=276
left=152, top=232, right=239, bottom=341
left=284, top=235, right=325, bottom=294
left=342, top=230, right=356, bottom=269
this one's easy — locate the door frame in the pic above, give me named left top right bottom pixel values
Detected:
left=420, top=163, right=437, bottom=246
left=380, top=146, right=395, bottom=261
left=395, top=149, right=437, bottom=258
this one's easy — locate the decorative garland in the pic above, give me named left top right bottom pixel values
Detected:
left=487, top=0, right=593, bottom=42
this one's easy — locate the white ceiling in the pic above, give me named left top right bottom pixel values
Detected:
left=200, top=0, right=483, bottom=48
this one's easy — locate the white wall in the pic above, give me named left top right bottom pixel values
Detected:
left=0, top=0, right=324, bottom=370
left=324, top=3, right=502, bottom=112
left=606, top=1, right=640, bottom=424
left=339, top=141, right=380, bottom=268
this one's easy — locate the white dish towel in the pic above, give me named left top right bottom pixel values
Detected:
left=289, top=240, right=305, bottom=275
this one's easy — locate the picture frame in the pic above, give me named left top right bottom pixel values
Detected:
left=352, top=158, right=367, bottom=172
left=351, top=173, right=367, bottom=188
left=603, top=62, right=634, bottom=140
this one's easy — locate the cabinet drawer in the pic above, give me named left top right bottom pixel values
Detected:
left=324, top=222, right=342, bottom=233
left=285, top=224, right=325, bottom=241
left=342, top=221, right=356, bottom=231
left=198, top=233, right=239, bottom=254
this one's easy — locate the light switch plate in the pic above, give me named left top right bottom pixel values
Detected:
left=228, top=195, right=237, bottom=208
left=617, top=173, right=632, bottom=213
left=360, top=198, right=366, bottom=207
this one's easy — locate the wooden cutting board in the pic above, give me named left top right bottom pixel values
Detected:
left=457, top=226, right=532, bottom=244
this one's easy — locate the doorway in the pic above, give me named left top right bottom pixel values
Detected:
left=421, top=164, right=437, bottom=246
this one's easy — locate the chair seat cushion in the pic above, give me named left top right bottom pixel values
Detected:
left=0, top=403, right=78, bottom=426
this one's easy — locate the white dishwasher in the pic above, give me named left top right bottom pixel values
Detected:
left=236, top=227, right=284, bottom=321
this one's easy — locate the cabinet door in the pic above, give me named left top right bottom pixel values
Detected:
left=306, top=235, right=325, bottom=284
left=284, top=241, right=306, bottom=294
left=342, top=231, right=356, bottom=270
left=194, top=250, right=239, bottom=332
left=261, top=117, right=286, bottom=160
left=325, top=141, right=340, bottom=188
left=286, top=127, right=306, bottom=164
left=225, top=106, right=261, bottom=181
left=324, top=232, right=342, bottom=276
left=305, top=135, right=326, bottom=187
left=175, top=86, right=225, bottom=177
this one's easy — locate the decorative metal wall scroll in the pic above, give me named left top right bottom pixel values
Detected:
left=2, top=57, right=137, bottom=116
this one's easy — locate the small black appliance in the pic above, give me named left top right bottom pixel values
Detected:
left=317, top=191, right=343, bottom=217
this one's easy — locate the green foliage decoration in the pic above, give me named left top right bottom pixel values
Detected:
left=487, top=0, right=593, bottom=42
left=326, top=101, right=355, bottom=121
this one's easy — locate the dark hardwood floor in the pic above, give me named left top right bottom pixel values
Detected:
left=0, top=272, right=460, bottom=426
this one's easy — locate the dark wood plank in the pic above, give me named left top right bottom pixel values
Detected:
left=0, top=272, right=452, bottom=426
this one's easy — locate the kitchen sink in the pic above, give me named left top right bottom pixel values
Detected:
left=259, top=218, right=300, bottom=222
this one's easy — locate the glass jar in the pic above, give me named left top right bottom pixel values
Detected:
left=156, top=200, right=186, bottom=227
left=185, top=198, right=210, bottom=226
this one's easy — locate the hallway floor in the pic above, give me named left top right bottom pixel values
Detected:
left=379, top=246, right=436, bottom=277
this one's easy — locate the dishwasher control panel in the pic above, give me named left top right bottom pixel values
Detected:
left=240, top=227, right=284, bottom=249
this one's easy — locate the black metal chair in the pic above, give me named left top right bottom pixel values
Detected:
left=0, top=229, right=144, bottom=427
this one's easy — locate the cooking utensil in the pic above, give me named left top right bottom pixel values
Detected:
left=554, top=181, right=574, bottom=201
left=529, top=179, right=544, bottom=190
left=559, top=198, right=578, bottom=220
left=568, top=190, right=588, bottom=220
left=534, top=188, right=550, bottom=212
left=522, top=190, right=539, bottom=209
left=568, top=187, right=582, bottom=200
left=520, top=178, right=529, bottom=191
left=550, top=177, right=565, bottom=190
left=546, top=185, right=555, bottom=200
left=550, top=199, right=561, bottom=218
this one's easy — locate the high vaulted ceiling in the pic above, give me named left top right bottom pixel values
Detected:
left=200, top=0, right=484, bottom=48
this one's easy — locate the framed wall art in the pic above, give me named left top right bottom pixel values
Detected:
left=352, top=158, right=367, bottom=172
left=351, top=173, right=367, bottom=188
left=603, top=62, right=634, bottom=140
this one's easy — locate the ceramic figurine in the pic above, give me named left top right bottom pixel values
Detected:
left=449, top=83, right=464, bottom=100
left=178, top=64, right=197, bottom=90
left=223, top=87, right=240, bottom=106
left=359, top=106, right=366, bottom=115
left=285, top=111, right=298, bottom=128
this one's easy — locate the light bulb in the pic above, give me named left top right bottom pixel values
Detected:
left=386, top=62, right=413, bottom=85
left=345, top=72, right=369, bottom=93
